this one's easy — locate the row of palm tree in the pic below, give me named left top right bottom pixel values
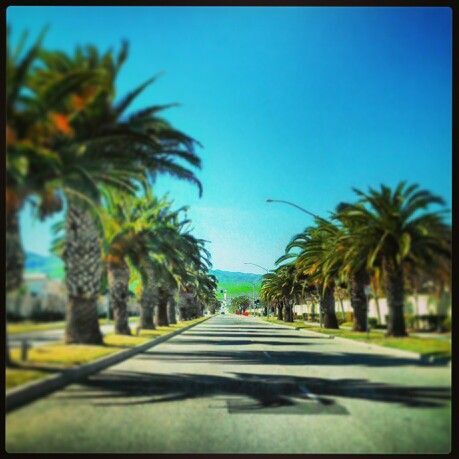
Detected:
left=261, top=183, right=451, bottom=337
left=6, top=29, right=218, bottom=357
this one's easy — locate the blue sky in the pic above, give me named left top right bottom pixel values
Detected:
left=8, top=6, right=452, bottom=273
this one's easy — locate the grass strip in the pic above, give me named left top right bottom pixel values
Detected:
left=7, top=317, right=139, bottom=335
left=262, top=317, right=451, bottom=358
left=6, top=317, right=208, bottom=390
left=6, top=368, right=49, bottom=391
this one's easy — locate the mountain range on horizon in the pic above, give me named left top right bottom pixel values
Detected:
left=24, top=252, right=262, bottom=297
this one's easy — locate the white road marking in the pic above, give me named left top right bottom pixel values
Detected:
left=248, top=338, right=272, bottom=359
left=298, top=384, right=321, bottom=403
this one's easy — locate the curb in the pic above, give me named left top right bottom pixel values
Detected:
left=256, top=318, right=450, bottom=365
left=6, top=317, right=211, bottom=413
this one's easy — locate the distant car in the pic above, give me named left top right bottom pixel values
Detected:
left=220, top=310, right=225, bottom=314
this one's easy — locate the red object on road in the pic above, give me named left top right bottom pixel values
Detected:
left=243, top=311, right=249, bottom=316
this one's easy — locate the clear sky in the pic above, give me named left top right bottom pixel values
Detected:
left=8, top=6, right=452, bottom=273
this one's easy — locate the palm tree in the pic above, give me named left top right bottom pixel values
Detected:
left=166, top=236, right=216, bottom=323
left=260, top=264, right=302, bottom=322
left=338, top=182, right=450, bottom=336
left=331, top=203, right=371, bottom=331
left=280, top=220, right=341, bottom=329
left=33, top=42, right=203, bottom=343
left=6, top=28, right=101, bottom=294
left=6, top=28, right=103, bottom=363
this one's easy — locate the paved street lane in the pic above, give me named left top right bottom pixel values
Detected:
left=6, top=315, right=451, bottom=453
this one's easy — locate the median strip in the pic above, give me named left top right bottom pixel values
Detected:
left=6, top=316, right=210, bottom=412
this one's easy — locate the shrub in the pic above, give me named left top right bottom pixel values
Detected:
left=368, top=318, right=378, bottom=328
left=7, top=311, right=26, bottom=322
left=30, top=310, right=65, bottom=322
left=339, top=311, right=353, bottom=324
left=405, top=313, right=416, bottom=330
left=441, top=316, right=451, bottom=332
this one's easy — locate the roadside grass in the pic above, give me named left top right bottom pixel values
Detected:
left=6, top=317, right=208, bottom=391
left=262, top=317, right=451, bottom=358
left=10, top=344, right=119, bottom=368
left=7, top=317, right=139, bottom=335
left=6, top=368, right=49, bottom=390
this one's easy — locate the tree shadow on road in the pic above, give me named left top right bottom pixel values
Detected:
left=184, top=332, right=330, bottom=339
left=171, top=339, right=321, bottom=347
left=136, top=348, right=449, bottom=368
left=58, top=369, right=451, bottom=412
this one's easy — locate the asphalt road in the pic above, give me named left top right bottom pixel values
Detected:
left=6, top=315, right=451, bottom=453
left=9, top=324, right=115, bottom=348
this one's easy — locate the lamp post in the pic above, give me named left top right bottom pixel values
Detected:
left=266, top=199, right=321, bottom=219
left=244, top=262, right=269, bottom=315
left=243, top=262, right=270, bottom=273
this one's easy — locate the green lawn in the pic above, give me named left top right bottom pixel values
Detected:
left=7, top=317, right=139, bottom=335
left=262, top=317, right=451, bottom=358
left=6, top=317, right=208, bottom=391
left=6, top=368, right=49, bottom=390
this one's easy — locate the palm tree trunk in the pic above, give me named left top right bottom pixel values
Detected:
left=339, top=297, right=346, bottom=322
left=168, top=295, right=177, bottom=324
left=349, top=268, right=369, bottom=332
left=277, top=302, right=283, bottom=320
left=140, top=283, right=156, bottom=329
left=6, top=209, right=25, bottom=293
left=155, top=287, right=169, bottom=326
left=320, top=284, right=339, bottom=329
left=6, top=326, right=12, bottom=367
left=139, top=260, right=156, bottom=329
left=5, top=208, right=23, bottom=366
left=178, top=290, right=189, bottom=321
left=382, top=257, right=407, bottom=337
left=64, top=201, right=103, bottom=344
left=374, top=295, right=382, bottom=326
left=107, top=259, right=131, bottom=335
left=284, top=301, right=294, bottom=322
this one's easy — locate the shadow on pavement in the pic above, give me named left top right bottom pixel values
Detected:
left=136, top=348, right=449, bottom=368
left=171, top=339, right=320, bottom=347
left=184, top=332, right=330, bottom=339
left=58, top=370, right=451, bottom=411
left=136, top=348, right=452, bottom=367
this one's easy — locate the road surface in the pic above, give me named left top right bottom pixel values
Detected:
left=6, top=315, right=451, bottom=453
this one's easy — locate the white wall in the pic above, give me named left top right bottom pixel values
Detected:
left=293, top=294, right=450, bottom=324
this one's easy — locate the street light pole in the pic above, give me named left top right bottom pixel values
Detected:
left=243, top=262, right=270, bottom=273
left=244, top=263, right=269, bottom=316
left=266, top=199, right=321, bottom=219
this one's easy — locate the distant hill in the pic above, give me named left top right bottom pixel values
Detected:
left=210, top=269, right=262, bottom=299
left=24, top=252, right=262, bottom=297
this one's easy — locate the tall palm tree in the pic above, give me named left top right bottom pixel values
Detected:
left=260, top=264, right=302, bottom=322
left=34, top=42, right=202, bottom=343
left=280, top=220, right=341, bottom=329
left=332, top=203, right=371, bottom=331
left=338, top=182, right=450, bottom=336
left=6, top=28, right=103, bottom=362
left=6, top=28, right=102, bottom=294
